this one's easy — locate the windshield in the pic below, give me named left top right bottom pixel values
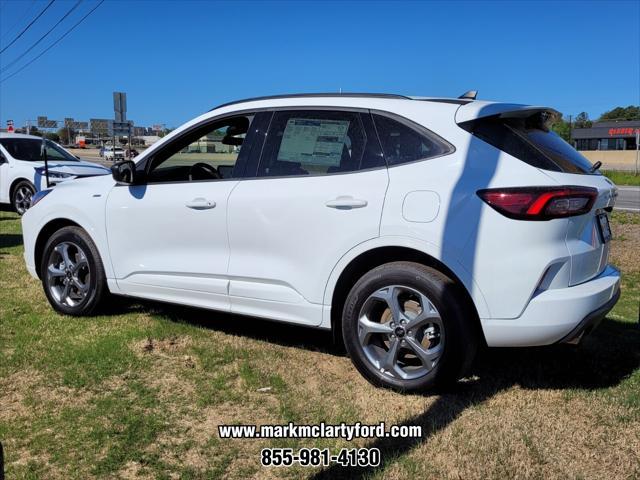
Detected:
left=0, top=138, right=79, bottom=162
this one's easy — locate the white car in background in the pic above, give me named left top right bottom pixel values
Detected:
left=0, top=133, right=109, bottom=214
left=20, top=93, right=620, bottom=392
left=103, top=146, right=126, bottom=162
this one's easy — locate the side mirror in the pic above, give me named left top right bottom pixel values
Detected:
left=111, top=160, right=138, bottom=185
left=0, top=153, right=7, bottom=164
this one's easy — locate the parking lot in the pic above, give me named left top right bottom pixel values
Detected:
left=0, top=209, right=638, bottom=478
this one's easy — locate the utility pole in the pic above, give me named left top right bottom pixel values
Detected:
left=568, top=115, right=572, bottom=147
left=635, top=129, right=639, bottom=176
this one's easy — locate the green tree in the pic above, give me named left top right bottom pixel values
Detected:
left=551, top=116, right=571, bottom=142
left=57, top=127, right=76, bottom=144
left=45, top=132, right=60, bottom=142
left=599, top=106, right=640, bottom=121
left=574, top=112, right=592, bottom=128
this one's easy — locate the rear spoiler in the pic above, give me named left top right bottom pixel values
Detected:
left=455, top=102, right=559, bottom=125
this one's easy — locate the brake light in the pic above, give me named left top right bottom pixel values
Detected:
left=477, top=186, right=597, bottom=220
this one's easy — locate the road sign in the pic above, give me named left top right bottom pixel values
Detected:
left=37, top=116, right=58, bottom=128
left=113, top=92, right=127, bottom=123
left=112, top=121, right=132, bottom=136
left=63, top=118, right=89, bottom=130
left=90, top=118, right=111, bottom=135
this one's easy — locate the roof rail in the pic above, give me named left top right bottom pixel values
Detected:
left=210, top=92, right=412, bottom=111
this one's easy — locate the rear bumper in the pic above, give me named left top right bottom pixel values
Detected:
left=557, top=286, right=620, bottom=344
left=481, top=265, right=621, bottom=347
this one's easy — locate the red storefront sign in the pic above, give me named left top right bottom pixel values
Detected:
left=608, top=127, right=640, bottom=136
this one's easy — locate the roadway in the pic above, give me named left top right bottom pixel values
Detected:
left=616, top=186, right=640, bottom=212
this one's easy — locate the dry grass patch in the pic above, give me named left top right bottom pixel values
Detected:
left=610, top=221, right=640, bottom=273
left=0, top=369, right=92, bottom=422
left=378, top=387, right=640, bottom=480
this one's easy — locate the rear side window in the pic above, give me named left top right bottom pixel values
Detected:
left=461, top=114, right=595, bottom=174
left=258, top=110, right=384, bottom=177
left=372, top=114, right=453, bottom=166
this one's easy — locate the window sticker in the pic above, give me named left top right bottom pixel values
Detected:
left=277, top=118, right=350, bottom=167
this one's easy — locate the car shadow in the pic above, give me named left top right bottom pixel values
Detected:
left=105, top=296, right=340, bottom=355
left=310, top=316, right=639, bottom=479
left=0, top=234, right=23, bottom=249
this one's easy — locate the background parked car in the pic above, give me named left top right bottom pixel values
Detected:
left=0, top=133, right=110, bottom=214
left=103, top=146, right=125, bottom=162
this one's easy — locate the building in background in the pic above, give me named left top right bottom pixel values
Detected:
left=571, top=120, right=640, bottom=151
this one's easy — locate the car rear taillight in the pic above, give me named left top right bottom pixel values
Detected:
left=477, top=186, right=597, bottom=220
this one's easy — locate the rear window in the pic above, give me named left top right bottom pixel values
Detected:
left=460, top=113, right=595, bottom=174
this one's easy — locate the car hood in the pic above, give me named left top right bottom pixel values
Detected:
left=33, top=159, right=110, bottom=177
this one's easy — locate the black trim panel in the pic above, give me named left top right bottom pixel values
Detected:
left=558, top=286, right=621, bottom=344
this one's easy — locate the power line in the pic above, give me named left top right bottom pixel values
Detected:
left=0, top=0, right=37, bottom=42
left=0, top=0, right=56, bottom=55
left=1, top=0, right=83, bottom=73
left=0, top=0, right=105, bottom=84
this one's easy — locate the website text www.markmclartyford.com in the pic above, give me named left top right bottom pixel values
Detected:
left=218, top=421, right=422, bottom=468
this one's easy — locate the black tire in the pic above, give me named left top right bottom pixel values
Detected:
left=40, top=226, right=108, bottom=315
left=342, top=261, right=478, bottom=392
left=11, top=180, right=35, bottom=216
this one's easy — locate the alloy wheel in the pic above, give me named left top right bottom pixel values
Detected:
left=14, top=185, right=34, bottom=214
left=46, top=241, right=91, bottom=307
left=358, top=285, right=444, bottom=380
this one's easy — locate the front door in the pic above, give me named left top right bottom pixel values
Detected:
left=105, top=113, right=260, bottom=311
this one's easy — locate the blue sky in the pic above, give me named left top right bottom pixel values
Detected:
left=0, top=0, right=638, bottom=129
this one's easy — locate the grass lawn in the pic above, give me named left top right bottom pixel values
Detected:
left=1, top=209, right=639, bottom=479
left=602, top=170, right=640, bottom=186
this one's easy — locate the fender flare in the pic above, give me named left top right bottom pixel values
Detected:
left=321, top=235, right=491, bottom=328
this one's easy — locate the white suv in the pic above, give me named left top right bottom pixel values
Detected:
left=0, top=133, right=109, bottom=214
left=103, top=146, right=126, bottom=162
left=21, top=93, right=620, bottom=391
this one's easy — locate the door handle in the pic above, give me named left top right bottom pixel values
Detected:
left=185, top=198, right=216, bottom=210
left=325, top=196, right=368, bottom=209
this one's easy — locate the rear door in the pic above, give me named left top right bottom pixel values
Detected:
left=226, top=109, right=388, bottom=326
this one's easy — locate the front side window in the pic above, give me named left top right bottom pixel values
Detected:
left=146, top=115, right=253, bottom=183
left=373, top=114, right=453, bottom=166
left=258, top=110, right=383, bottom=177
left=0, top=138, right=78, bottom=162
